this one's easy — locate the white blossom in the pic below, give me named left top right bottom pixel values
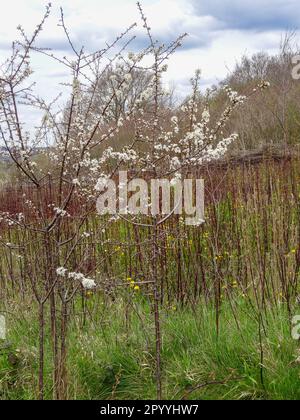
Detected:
left=81, top=278, right=96, bottom=290
left=56, top=267, right=68, bottom=277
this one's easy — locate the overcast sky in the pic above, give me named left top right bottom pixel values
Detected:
left=0, top=0, right=299, bottom=123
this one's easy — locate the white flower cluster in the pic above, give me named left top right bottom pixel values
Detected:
left=224, top=85, right=246, bottom=105
left=56, top=267, right=96, bottom=290
left=100, top=147, right=138, bottom=165
left=145, top=77, right=271, bottom=174
left=53, top=208, right=68, bottom=218
left=56, top=267, right=68, bottom=277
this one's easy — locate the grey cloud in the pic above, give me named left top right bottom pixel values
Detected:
left=38, top=39, right=70, bottom=51
left=128, top=32, right=212, bottom=52
left=0, top=37, right=70, bottom=52
left=189, top=0, right=300, bottom=31
left=45, top=15, right=215, bottom=56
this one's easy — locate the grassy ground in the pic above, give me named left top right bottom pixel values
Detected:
left=1, top=299, right=299, bottom=400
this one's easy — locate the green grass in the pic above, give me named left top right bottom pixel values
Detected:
left=1, top=299, right=299, bottom=400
